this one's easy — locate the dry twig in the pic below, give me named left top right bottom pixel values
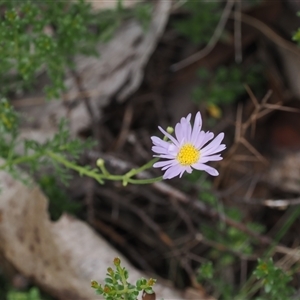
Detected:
left=171, top=0, right=235, bottom=71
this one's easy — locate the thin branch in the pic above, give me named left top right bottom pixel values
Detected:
left=234, top=0, right=242, bottom=63
left=171, top=0, right=235, bottom=71
left=152, top=181, right=272, bottom=246
left=231, top=12, right=300, bottom=58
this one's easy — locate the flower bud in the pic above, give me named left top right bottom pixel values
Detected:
left=167, top=126, right=174, bottom=134
left=147, top=278, right=156, bottom=286
left=96, top=158, right=105, bottom=168
left=113, top=257, right=121, bottom=266
left=91, top=280, right=99, bottom=288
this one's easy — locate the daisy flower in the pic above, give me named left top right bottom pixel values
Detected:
left=151, top=112, right=226, bottom=179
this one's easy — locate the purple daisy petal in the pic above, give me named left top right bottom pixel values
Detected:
left=200, top=132, right=225, bottom=156
left=152, top=146, right=170, bottom=155
left=151, top=136, right=171, bottom=148
left=184, top=113, right=192, bottom=123
left=185, top=166, right=193, bottom=173
left=183, top=117, right=192, bottom=141
left=163, top=165, right=182, bottom=179
left=175, top=122, right=184, bottom=142
left=195, top=131, right=214, bottom=149
left=167, top=144, right=178, bottom=156
left=192, top=163, right=219, bottom=176
left=178, top=115, right=191, bottom=143
left=198, top=154, right=223, bottom=163
left=161, top=160, right=178, bottom=170
left=153, top=161, right=172, bottom=168
left=191, top=112, right=202, bottom=144
left=179, top=170, right=185, bottom=178
left=153, top=154, right=176, bottom=159
left=158, top=126, right=179, bottom=146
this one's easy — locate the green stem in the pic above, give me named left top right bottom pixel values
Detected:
left=47, top=151, right=105, bottom=184
left=0, top=150, right=162, bottom=186
left=47, top=151, right=161, bottom=185
left=0, top=152, right=43, bottom=170
left=106, top=285, right=150, bottom=296
left=127, top=176, right=162, bottom=184
left=117, top=265, right=128, bottom=300
left=125, top=158, right=159, bottom=177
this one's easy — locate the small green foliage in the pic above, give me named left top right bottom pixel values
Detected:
left=23, top=120, right=93, bottom=184
left=7, top=287, right=42, bottom=300
left=253, top=258, right=295, bottom=300
left=292, top=12, right=300, bottom=45
left=39, top=175, right=82, bottom=220
left=0, top=0, right=150, bottom=99
left=0, top=98, right=23, bottom=182
left=187, top=173, right=266, bottom=261
left=173, top=0, right=221, bottom=45
left=0, top=0, right=98, bottom=98
left=132, top=3, right=152, bottom=31
left=24, top=119, right=94, bottom=179
left=0, top=98, right=18, bottom=134
left=25, top=119, right=93, bottom=160
left=0, top=117, right=95, bottom=185
left=197, top=261, right=214, bottom=281
left=292, top=29, right=300, bottom=44
left=173, top=0, right=261, bottom=45
left=91, top=258, right=156, bottom=300
left=0, top=0, right=156, bottom=187
left=193, top=64, right=264, bottom=108
left=0, top=98, right=19, bottom=162
left=202, top=207, right=265, bottom=258
left=196, top=260, right=235, bottom=300
left=200, top=190, right=217, bottom=206
left=197, top=179, right=217, bottom=206
left=184, top=168, right=206, bottom=183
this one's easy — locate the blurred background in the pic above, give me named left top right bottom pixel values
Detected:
left=1, top=0, right=300, bottom=299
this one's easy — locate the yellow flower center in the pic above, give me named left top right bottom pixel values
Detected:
left=176, top=143, right=200, bottom=166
